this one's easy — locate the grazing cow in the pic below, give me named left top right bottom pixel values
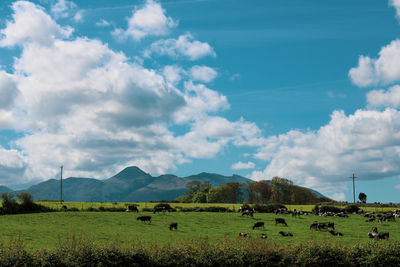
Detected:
left=137, top=216, right=152, bottom=223
left=153, top=206, right=166, bottom=214
left=372, top=226, right=378, bottom=233
left=317, top=222, right=334, bottom=230
left=261, top=233, right=267, bottom=239
left=275, top=218, right=288, bottom=226
left=368, top=232, right=389, bottom=240
left=241, top=209, right=254, bottom=217
left=365, top=217, right=375, bottom=222
left=169, top=222, right=178, bottom=230
left=252, top=222, right=264, bottom=230
left=126, top=205, right=139, bottom=212
left=310, top=222, right=319, bottom=230
left=279, top=231, right=293, bottom=237
left=329, top=230, right=343, bottom=236
left=238, top=232, right=251, bottom=238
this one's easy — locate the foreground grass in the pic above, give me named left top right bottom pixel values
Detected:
left=0, top=211, right=399, bottom=250
left=0, top=235, right=400, bottom=266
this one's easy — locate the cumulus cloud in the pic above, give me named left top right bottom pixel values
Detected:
left=231, top=161, right=255, bottom=170
left=145, top=33, right=216, bottom=60
left=112, top=0, right=177, bottom=41
left=251, top=108, right=400, bottom=194
left=349, top=40, right=400, bottom=87
left=0, top=1, right=263, bottom=185
left=367, top=85, right=400, bottom=108
left=0, top=71, right=18, bottom=110
left=0, top=1, right=73, bottom=47
left=189, top=65, right=217, bottom=83
left=390, top=0, right=400, bottom=19
left=51, top=0, right=77, bottom=19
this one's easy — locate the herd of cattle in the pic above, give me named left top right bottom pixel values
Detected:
left=128, top=205, right=399, bottom=240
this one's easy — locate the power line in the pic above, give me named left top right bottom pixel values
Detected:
left=60, top=165, right=63, bottom=204
left=349, top=173, right=357, bottom=204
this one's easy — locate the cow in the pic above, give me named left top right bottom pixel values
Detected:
left=317, top=222, right=334, bottom=230
left=329, top=230, right=343, bottom=236
left=252, top=222, right=264, bottom=230
left=126, top=205, right=139, bottom=212
left=153, top=206, right=166, bottom=214
left=275, top=218, right=287, bottom=226
left=279, top=231, right=293, bottom=237
left=372, top=226, right=378, bottom=233
left=365, top=217, right=375, bottom=222
left=260, top=233, right=267, bottom=239
left=169, top=222, right=178, bottom=230
left=137, top=216, right=152, bottom=223
left=238, top=232, right=251, bottom=238
left=310, top=222, right=319, bottom=230
left=241, top=209, right=254, bottom=217
left=368, top=232, right=389, bottom=240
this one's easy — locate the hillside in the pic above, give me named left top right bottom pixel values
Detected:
left=18, top=167, right=252, bottom=202
left=12, top=166, right=326, bottom=203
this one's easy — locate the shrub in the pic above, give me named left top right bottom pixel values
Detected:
left=253, top=203, right=286, bottom=213
left=343, top=204, right=359, bottom=213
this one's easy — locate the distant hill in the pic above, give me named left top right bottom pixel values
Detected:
left=18, top=166, right=251, bottom=202
left=11, top=166, right=326, bottom=203
left=0, top=185, right=13, bottom=194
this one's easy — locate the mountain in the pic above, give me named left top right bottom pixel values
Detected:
left=12, top=166, right=326, bottom=202
left=17, top=167, right=252, bottom=202
left=0, top=185, right=13, bottom=194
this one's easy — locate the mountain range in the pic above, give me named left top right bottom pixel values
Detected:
left=0, top=166, right=325, bottom=202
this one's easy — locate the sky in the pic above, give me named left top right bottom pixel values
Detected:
left=0, top=0, right=400, bottom=203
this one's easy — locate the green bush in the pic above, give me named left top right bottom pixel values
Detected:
left=0, top=236, right=400, bottom=266
left=253, top=203, right=287, bottom=213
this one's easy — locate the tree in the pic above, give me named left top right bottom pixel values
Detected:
left=270, top=177, right=293, bottom=204
left=358, top=192, right=367, bottom=203
left=0, top=193, right=18, bottom=214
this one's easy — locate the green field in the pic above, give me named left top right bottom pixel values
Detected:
left=1, top=210, right=399, bottom=250
left=35, top=201, right=398, bottom=213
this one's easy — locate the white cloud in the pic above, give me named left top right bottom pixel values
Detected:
left=330, top=192, right=346, bottom=201
left=145, top=33, right=216, bottom=60
left=112, top=0, right=177, bottom=41
left=0, top=71, right=18, bottom=110
left=163, top=65, right=183, bottom=84
left=390, top=0, right=400, bottom=19
left=51, top=0, right=77, bottom=19
left=189, top=65, right=217, bottom=83
left=367, top=85, right=400, bottom=108
left=0, top=2, right=264, bottom=185
left=251, top=108, right=400, bottom=194
left=232, top=161, right=255, bottom=170
left=96, top=19, right=110, bottom=27
left=0, top=1, right=73, bottom=47
left=73, top=10, right=84, bottom=22
left=349, top=40, right=400, bottom=87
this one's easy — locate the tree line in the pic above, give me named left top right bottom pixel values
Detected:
left=176, top=177, right=330, bottom=204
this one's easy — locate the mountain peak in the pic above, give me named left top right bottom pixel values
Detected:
left=112, top=166, right=149, bottom=180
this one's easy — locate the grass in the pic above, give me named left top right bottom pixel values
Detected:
left=0, top=210, right=399, bottom=250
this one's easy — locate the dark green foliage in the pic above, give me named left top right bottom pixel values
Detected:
left=253, top=203, right=287, bottom=213
left=318, top=205, right=343, bottom=213
left=343, top=204, right=360, bottom=213
left=178, top=206, right=232, bottom=212
left=0, top=192, right=52, bottom=215
left=359, top=192, right=367, bottom=203
left=0, top=236, right=399, bottom=266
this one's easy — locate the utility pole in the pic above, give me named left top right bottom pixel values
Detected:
left=350, top=173, right=357, bottom=204
left=60, top=165, right=63, bottom=204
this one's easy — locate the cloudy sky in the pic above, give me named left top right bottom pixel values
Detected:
left=1, top=0, right=400, bottom=203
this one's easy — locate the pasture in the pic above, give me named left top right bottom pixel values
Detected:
left=0, top=209, right=399, bottom=250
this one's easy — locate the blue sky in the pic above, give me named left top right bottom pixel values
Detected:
left=0, top=0, right=400, bottom=203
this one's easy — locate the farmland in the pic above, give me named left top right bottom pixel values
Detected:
left=0, top=205, right=399, bottom=250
